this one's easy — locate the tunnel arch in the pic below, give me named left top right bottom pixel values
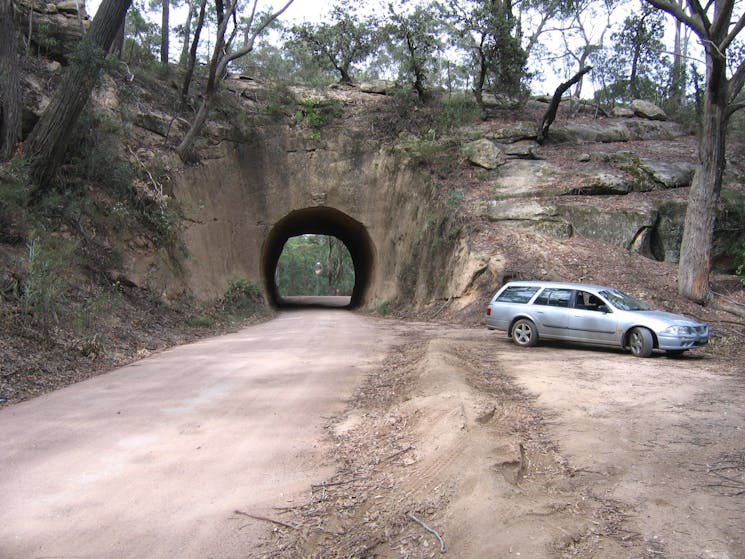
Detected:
left=262, top=207, right=376, bottom=309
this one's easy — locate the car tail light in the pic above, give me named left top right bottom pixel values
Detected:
left=486, top=307, right=491, bottom=316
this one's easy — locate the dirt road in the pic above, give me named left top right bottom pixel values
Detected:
left=1, top=311, right=743, bottom=559
left=0, top=309, right=396, bottom=558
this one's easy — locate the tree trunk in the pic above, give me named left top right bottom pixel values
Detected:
left=677, top=50, right=728, bottom=303
left=180, top=0, right=207, bottom=108
left=160, top=0, right=169, bottom=66
left=537, top=66, right=592, bottom=145
left=0, top=0, right=22, bottom=160
left=179, top=0, right=194, bottom=66
left=24, top=0, right=132, bottom=191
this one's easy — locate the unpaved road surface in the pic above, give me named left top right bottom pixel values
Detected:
left=1, top=311, right=743, bottom=559
left=0, top=310, right=396, bottom=558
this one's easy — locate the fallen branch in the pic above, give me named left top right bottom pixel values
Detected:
left=384, top=445, right=414, bottom=462
left=233, top=510, right=298, bottom=530
left=311, top=476, right=366, bottom=489
left=408, top=513, right=446, bottom=553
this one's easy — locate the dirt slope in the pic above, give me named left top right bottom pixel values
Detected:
left=257, top=321, right=745, bottom=559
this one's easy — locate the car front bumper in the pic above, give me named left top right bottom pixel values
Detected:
left=657, top=333, right=709, bottom=351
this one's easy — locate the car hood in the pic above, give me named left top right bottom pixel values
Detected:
left=625, top=309, right=705, bottom=328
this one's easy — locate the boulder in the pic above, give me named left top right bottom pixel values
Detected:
left=359, top=80, right=396, bottom=95
left=462, top=139, right=506, bottom=169
left=631, top=99, right=667, bottom=121
left=612, top=106, right=636, bottom=118
left=548, top=119, right=684, bottom=144
left=487, top=121, right=537, bottom=143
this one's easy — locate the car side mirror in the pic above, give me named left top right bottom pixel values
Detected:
left=598, top=304, right=610, bottom=313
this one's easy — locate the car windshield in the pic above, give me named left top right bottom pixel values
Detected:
left=599, top=289, right=651, bottom=311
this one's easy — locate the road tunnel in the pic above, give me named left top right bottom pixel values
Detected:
left=262, top=207, right=376, bottom=309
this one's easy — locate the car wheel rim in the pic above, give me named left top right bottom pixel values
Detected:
left=516, top=324, right=531, bottom=344
left=630, top=332, right=641, bottom=354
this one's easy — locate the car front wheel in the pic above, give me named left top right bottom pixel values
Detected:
left=628, top=327, right=654, bottom=357
left=512, top=319, right=538, bottom=347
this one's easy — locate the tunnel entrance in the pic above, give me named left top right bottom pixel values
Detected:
left=262, top=207, right=375, bottom=309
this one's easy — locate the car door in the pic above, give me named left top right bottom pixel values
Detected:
left=570, top=290, right=619, bottom=344
left=530, top=288, right=575, bottom=339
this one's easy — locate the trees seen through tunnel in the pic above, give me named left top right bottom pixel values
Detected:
left=276, top=235, right=355, bottom=297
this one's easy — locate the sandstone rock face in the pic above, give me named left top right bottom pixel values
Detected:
left=16, top=0, right=89, bottom=62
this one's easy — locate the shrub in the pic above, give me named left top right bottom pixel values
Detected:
left=736, top=243, right=745, bottom=286
left=22, top=234, right=78, bottom=323
left=220, top=278, right=265, bottom=317
left=436, top=98, right=483, bottom=132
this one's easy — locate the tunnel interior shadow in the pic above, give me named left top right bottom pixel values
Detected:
left=262, top=207, right=375, bottom=310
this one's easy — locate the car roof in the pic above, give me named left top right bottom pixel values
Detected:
left=501, top=280, right=615, bottom=293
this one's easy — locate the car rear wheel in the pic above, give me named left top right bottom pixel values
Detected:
left=629, top=327, right=653, bottom=357
left=512, top=319, right=538, bottom=347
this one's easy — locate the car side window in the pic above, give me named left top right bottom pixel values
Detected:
left=575, top=291, right=607, bottom=312
left=533, top=288, right=573, bottom=307
left=496, top=286, right=540, bottom=303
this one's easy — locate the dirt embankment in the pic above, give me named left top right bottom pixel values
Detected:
left=255, top=322, right=745, bottom=559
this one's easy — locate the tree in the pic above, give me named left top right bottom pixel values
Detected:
left=24, top=0, right=133, bottom=192
left=439, top=0, right=528, bottom=103
left=180, top=0, right=208, bottom=106
left=0, top=0, right=22, bottom=160
left=160, top=0, right=170, bottom=65
left=387, top=2, right=442, bottom=103
left=176, top=0, right=293, bottom=161
left=645, top=0, right=745, bottom=303
left=550, top=0, right=616, bottom=99
left=288, top=0, right=383, bottom=85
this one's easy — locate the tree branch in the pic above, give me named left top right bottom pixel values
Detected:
left=643, top=0, right=706, bottom=37
left=536, top=65, right=592, bottom=145
left=226, top=0, right=294, bottom=63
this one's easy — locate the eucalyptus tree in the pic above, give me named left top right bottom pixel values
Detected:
left=0, top=0, right=21, bottom=160
left=25, top=0, right=133, bottom=192
left=545, top=0, right=617, bottom=99
left=386, top=1, right=443, bottom=103
left=614, top=6, right=669, bottom=102
left=438, top=0, right=528, bottom=103
left=287, top=0, right=384, bottom=85
left=176, top=0, right=294, bottom=161
left=644, top=0, right=745, bottom=303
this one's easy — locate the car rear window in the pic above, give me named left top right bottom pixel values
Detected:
left=496, top=285, right=540, bottom=303
left=534, top=288, right=574, bottom=307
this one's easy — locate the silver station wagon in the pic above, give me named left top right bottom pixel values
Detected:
left=485, top=281, right=709, bottom=357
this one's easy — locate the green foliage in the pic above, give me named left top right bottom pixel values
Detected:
left=439, top=0, right=528, bottom=100
left=373, top=299, right=393, bottom=316
left=294, top=97, right=344, bottom=131
left=435, top=98, right=483, bottom=131
left=386, top=3, right=443, bottom=102
left=448, top=189, right=464, bottom=208
left=22, top=234, right=78, bottom=323
left=591, top=6, right=670, bottom=107
left=220, top=278, right=266, bottom=317
left=276, top=235, right=355, bottom=296
left=263, top=82, right=299, bottom=117
left=287, top=0, right=385, bottom=84
left=735, top=243, right=745, bottom=286
left=189, top=315, right=216, bottom=328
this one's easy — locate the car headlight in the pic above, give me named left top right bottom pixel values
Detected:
left=661, top=325, right=693, bottom=335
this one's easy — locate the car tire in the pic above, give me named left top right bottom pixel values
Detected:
left=629, top=327, right=653, bottom=357
left=512, top=319, right=538, bottom=347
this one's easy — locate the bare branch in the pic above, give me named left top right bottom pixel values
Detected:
left=644, top=0, right=706, bottom=36
left=227, top=0, right=294, bottom=63
left=722, top=11, right=745, bottom=52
